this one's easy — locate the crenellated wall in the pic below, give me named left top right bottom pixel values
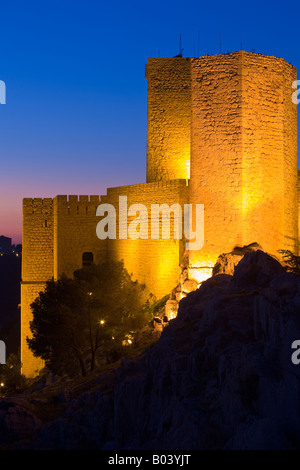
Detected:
left=53, top=195, right=106, bottom=279
left=21, top=195, right=108, bottom=377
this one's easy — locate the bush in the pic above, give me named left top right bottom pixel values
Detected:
left=278, top=250, right=300, bottom=276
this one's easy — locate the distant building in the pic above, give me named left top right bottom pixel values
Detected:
left=13, top=244, right=22, bottom=256
left=0, top=235, right=12, bottom=254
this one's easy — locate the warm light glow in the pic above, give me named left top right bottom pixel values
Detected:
left=168, top=311, right=177, bottom=320
left=175, top=149, right=190, bottom=180
left=185, top=160, right=190, bottom=180
left=99, top=319, right=105, bottom=325
left=188, top=265, right=213, bottom=285
left=122, top=335, right=133, bottom=346
left=176, top=292, right=186, bottom=302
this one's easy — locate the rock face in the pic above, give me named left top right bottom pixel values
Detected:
left=3, top=250, right=300, bottom=450
left=212, top=242, right=263, bottom=276
left=166, top=243, right=265, bottom=321
left=165, top=254, right=200, bottom=319
left=0, top=397, right=42, bottom=446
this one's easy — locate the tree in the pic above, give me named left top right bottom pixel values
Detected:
left=278, top=250, right=300, bottom=276
left=28, top=275, right=90, bottom=377
left=27, top=260, right=154, bottom=377
left=73, top=260, right=154, bottom=368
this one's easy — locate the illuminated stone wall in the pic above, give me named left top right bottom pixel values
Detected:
left=241, top=52, right=298, bottom=255
left=21, top=198, right=54, bottom=377
left=53, top=195, right=106, bottom=279
left=189, top=53, right=244, bottom=280
left=188, top=51, right=298, bottom=281
left=146, top=58, right=191, bottom=182
left=21, top=196, right=108, bottom=377
left=102, top=179, right=189, bottom=298
left=298, top=171, right=300, bottom=242
left=20, top=184, right=189, bottom=375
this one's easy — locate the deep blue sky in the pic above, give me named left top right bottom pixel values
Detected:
left=0, top=0, right=299, bottom=243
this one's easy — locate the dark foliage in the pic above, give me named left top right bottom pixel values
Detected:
left=27, top=260, right=154, bottom=377
left=278, top=250, right=300, bottom=275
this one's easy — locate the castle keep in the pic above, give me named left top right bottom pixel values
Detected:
left=21, top=51, right=298, bottom=377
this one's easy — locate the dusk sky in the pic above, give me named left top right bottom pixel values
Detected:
left=0, top=0, right=299, bottom=244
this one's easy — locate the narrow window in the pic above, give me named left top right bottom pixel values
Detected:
left=82, top=252, right=94, bottom=267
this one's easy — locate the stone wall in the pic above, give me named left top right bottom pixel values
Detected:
left=54, top=195, right=106, bottom=279
left=189, top=53, right=243, bottom=280
left=188, top=51, right=298, bottom=282
left=146, top=58, right=191, bottom=182
left=102, top=179, right=189, bottom=299
left=241, top=52, right=298, bottom=256
left=21, top=198, right=54, bottom=377
left=21, top=195, right=108, bottom=377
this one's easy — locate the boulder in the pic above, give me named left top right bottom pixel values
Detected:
left=181, top=278, right=198, bottom=294
left=164, top=299, right=178, bottom=320
left=213, top=242, right=263, bottom=276
left=231, top=250, right=284, bottom=291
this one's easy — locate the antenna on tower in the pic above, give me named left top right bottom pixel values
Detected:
left=173, top=34, right=184, bottom=57
left=179, top=33, right=184, bottom=56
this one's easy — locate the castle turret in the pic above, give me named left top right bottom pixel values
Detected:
left=188, top=51, right=298, bottom=281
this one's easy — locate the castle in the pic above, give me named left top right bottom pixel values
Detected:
left=21, top=51, right=298, bottom=377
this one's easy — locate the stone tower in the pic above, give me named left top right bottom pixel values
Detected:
left=146, top=51, right=298, bottom=281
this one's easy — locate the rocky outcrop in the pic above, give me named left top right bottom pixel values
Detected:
left=165, top=254, right=199, bottom=319
left=212, top=242, right=263, bottom=276
left=166, top=243, right=265, bottom=320
left=0, top=397, right=42, bottom=446
left=3, top=249, right=300, bottom=450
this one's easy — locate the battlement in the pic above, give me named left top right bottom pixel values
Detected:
left=23, top=198, right=54, bottom=214
left=54, top=195, right=102, bottom=216
left=23, top=195, right=101, bottom=208
left=106, top=179, right=189, bottom=197
left=54, top=195, right=101, bottom=204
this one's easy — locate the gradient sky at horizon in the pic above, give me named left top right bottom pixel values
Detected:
left=0, top=0, right=299, bottom=244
